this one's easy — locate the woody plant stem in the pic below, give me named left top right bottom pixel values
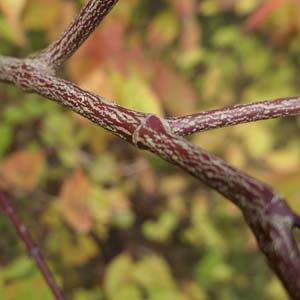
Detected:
left=0, top=0, right=300, bottom=299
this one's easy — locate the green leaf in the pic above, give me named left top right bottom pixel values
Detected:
left=0, top=124, right=12, bottom=157
left=104, top=254, right=141, bottom=300
left=111, top=69, right=163, bottom=115
left=2, top=256, right=33, bottom=280
left=142, top=210, right=178, bottom=242
left=195, top=251, right=233, bottom=288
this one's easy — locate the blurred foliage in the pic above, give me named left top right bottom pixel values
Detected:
left=0, top=0, right=300, bottom=299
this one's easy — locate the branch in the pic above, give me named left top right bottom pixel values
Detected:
left=1, top=0, right=300, bottom=298
left=0, top=192, right=65, bottom=300
left=0, top=57, right=146, bottom=143
left=169, top=96, right=300, bottom=136
left=37, top=0, right=119, bottom=68
left=2, top=56, right=300, bottom=140
left=133, top=115, right=300, bottom=298
left=2, top=55, right=299, bottom=297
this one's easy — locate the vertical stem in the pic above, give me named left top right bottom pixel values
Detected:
left=0, top=192, right=65, bottom=300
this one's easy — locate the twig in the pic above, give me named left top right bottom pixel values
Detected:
left=0, top=192, right=65, bottom=300
left=37, top=0, right=119, bottom=68
left=169, top=96, right=300, bottom=136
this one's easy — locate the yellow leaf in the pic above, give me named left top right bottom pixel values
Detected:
left=0, top=0, right=27, bottom=45
left=266, top=147, right=299, bottom=173
left=112, top=69, right=163, bottom=116
left=62, top=235, right=98, bottom=266
left=23, top=0, right=76, bottom=41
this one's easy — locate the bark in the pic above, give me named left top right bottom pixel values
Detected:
left=0, top=0, right=300, bottom=299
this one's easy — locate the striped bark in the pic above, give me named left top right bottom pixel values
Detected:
left=0, top=0, right=300, bottom=299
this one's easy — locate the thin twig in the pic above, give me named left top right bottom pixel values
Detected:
left=37, top=0, right=119, bottom=68
left=169, top=96, right=300, bottom=136
left=0, top=192, right=65, bottom=300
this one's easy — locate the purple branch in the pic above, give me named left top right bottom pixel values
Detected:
left=0, top=57, right=146, bottom=143
left=133, top=115, right=300, bottom=298
left=2, top=57, right=300, bottom=142
left=37, top=0, right=119, bottom=68
left=0, top=192, right=65, bottom=300
left=2, top=59, right=299, bottom=295
left=0, top=0, right=300, bottom=298
left=169, top=96, right=300, bottom=136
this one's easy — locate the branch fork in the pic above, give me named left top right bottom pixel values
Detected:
left=1, top=0, right=300, bottom=299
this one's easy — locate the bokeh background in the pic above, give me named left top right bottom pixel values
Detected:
left=0, top=0, right=300, bottom=299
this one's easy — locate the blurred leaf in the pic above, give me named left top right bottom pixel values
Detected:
left=0, top=150, right=44, bottom=192
left=89, top=185, right=135, bottom=238
left=59, top=170, right=92, bottom=234
left=160, top=175, right=187, bottom=197
left=195, top=250, right=233, bottom=288
left=182, top=281, right=207, bottom=300
left=112, top=69, right=163, bottom=115
left=2, top=256, right=33, bottom=280
left=143, top=210, right=178, bottom=242
left=235, top=123, right=274, bottom=160
left=133, top=255, right=184, bottom=300
left=67, top=18, right=126, bottom=81
left=105, top=254, right=141, bottom=300
left=235, top=0, right=259, bottom=15
left=0, top=279, right=4, bottom=300
left=23, top=0, right=75, bottom=41
left=88, top=187, right=112, bottom=239
left=244, top=0, right=287, bottom=30
left=0, top=124, right=12, bottom=157
left=42, top=111, right=87, bottom=167
left=264, top=277, right=287, bottom=300
left=1, top=257, right=53, bottom=299
left=135, top=159, right=157, bottom=194
left=109, top=189, right=135, bottom=229
left=152, top=62, right=196, bottom=115
left=183, top=195, right=226, bottom=250
left=89, top=155, right=120, bottom=185
left=266, top=145, right=299, bottom=173
left=147, top=10, right=179, bottom=49
left=111, top=286, right=141, bottom=300
left=0, top=0, right=26, bottom=45
left=0, top=16, right=23, bottom=45
left=62, top=234, right=98, bottom=266
left=74, top=288, right=103, bottom=300
left=5, top=271, right=53, bottom=300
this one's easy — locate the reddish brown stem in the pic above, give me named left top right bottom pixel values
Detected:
left=0, top=0, right=300, bottom=298
left=0, top=192, right=65, bottom=300
left=1, top=56, right=300, bottom=140
left=37, top=0, right=119, bottom=68
left=169, top=96, right=300, bottom=136
left=133, top=115, right=300, bottom=298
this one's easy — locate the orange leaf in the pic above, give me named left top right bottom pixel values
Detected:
left=59, top=170, right=92, bottom=234
left=152, top=62, right=196, bottom=115
left=0, top=151, right=44, bottom=192
left=245, top=0, right=287, bottom=30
